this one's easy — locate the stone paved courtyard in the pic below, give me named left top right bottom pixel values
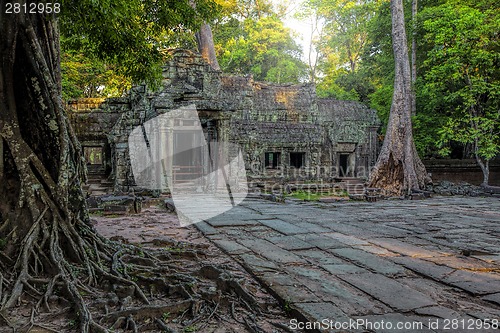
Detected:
left=195, top=196, right=500, bottom=332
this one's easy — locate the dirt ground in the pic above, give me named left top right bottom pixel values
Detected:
left=1, top=202, right=301, bottom=333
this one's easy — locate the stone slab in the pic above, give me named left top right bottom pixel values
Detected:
left=330, top=248, right=407, bottom=276
left=293, top=249, right=346, bottom=265
left=211, top=238, right=251, bottom=255
left=321, top=263, right=370, bottom=275
left=194, top=221, right=218, bottom=235
left=338, top=273, right=437, bottom=311
left=442, top=270, right=500, bottom=295
left=238, top=253, right=279, bottom=274
left=260, top=271, right=298, bottom=286
left=293, top=302, right=353, bottom=332
left=284, top=266, right=390, bottom=317
left=326, top=233, right=370, bottom=246
left=258, top=219, right=309, bottom=235
left=293, top=222, right=331, bottom=233
left=369, top=238, right=443, bottom=258
left=295, top=234, right=346, bottom=250
left=390, top=256, right=455, bottom=280
left=424, top=255, right=498, bottom=270
left=266, top=235, right=315, bottom=250
left=482, top=292, right=500, bottom=306
left=238, top=238, right=307, bottom=264
left=353, top=245, right=398, bottom=257
left=205, top=218, right=261, bottom=227
left=271, top=284, right=320, bottom=303
left=414, top=306, right=466, bottom=319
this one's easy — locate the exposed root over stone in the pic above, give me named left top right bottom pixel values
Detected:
left=0, top=207, right=296, bottom=333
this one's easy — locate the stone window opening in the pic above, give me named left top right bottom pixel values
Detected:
left=289, top=152, right=305, bottom=168
left=83, top=147, right=103, bottom=165
left=338, top=153, right=356, bottom=177
left=265, top=152, right=281, bottom=169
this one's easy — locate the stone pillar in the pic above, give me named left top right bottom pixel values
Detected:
left=205, top=120, right=218, bottom=191
left=349, top=152, right=356, bottom=177
left=165, top=119, right=174, bottom=192
left=218, top=116, right=235, bottom=193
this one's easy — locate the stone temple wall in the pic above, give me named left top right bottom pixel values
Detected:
left=68, top=49, right=380, bottom=192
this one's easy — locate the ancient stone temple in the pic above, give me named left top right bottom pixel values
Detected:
left=68, top=50, right=380, bottom=193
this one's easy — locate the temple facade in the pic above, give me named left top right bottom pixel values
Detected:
left=68, top=50, right=380, bottom=193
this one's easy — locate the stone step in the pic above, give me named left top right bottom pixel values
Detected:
left=335, top=177, right=365, bottom=184
left=349, top=193, right=366, bottom=200
left=90, top=190, right=109, bottom=196
left=87, top=177, right=106, bottom=183
left=345, top=183, right=365, bottom=195
left=103, top=205, right=130, bottom=215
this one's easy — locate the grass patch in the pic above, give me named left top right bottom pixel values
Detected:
left=287, top=189, right=350, bottom=201
left=287, top=190, right=322, bottom=201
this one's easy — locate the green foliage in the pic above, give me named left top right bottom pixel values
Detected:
left=214, top=15, right=307, bottom=83
left=418, top=0, right=500, bottom=162
left=61, top=49, right=131, bottom=99
left=304, top=0, right=381, bottom=100
left=59, top=0, right=220, bottom=91
left=287, top=189, right=348, bottom=201
left=367, top=83, right=392, bottom=131
left=288, top=190, right=322, bottom=201
left=412, top=112, right=446, bottom=157
left=283, top=298, right=292, bottom=313
left=362, top=0, right=394, bottom=128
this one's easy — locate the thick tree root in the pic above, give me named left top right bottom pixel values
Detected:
left=0, top=220, right=285, bottom=332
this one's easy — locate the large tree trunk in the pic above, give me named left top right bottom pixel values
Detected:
left=369, top=0, right=429, bottom=196
left=0, top=7, right=100, bottom=330
left=411, top=0, right=417, bottom=116
left=196, top=23, right=220, bottom=70
left=0, top=6, right=145, bottom=333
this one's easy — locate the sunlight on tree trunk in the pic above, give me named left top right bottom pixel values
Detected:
left=196, top=23, right=220, bottom=70
left=369, top=0, right=430, bottom=196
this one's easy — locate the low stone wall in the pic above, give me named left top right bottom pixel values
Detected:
left=424, top=159, right=500, bottom=186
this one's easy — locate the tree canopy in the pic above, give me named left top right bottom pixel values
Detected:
left=59, top=0, right=219, bottom=95
left=418, top=0, right=500, bottom=184
left=214, top=15, right=307, bottom=83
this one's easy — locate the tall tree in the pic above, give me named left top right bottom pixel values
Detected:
left=196, top=23, right=221, bottom=70
left=420, top=0, right=499, bottom=185
left=0, top=0, right=216, bottom=331
left=410, top=0, right=417, bottom=116
left=369, top=0, right=429, bottom=196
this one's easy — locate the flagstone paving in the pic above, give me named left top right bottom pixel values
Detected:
left=197, top=196, right=500, bottom=332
